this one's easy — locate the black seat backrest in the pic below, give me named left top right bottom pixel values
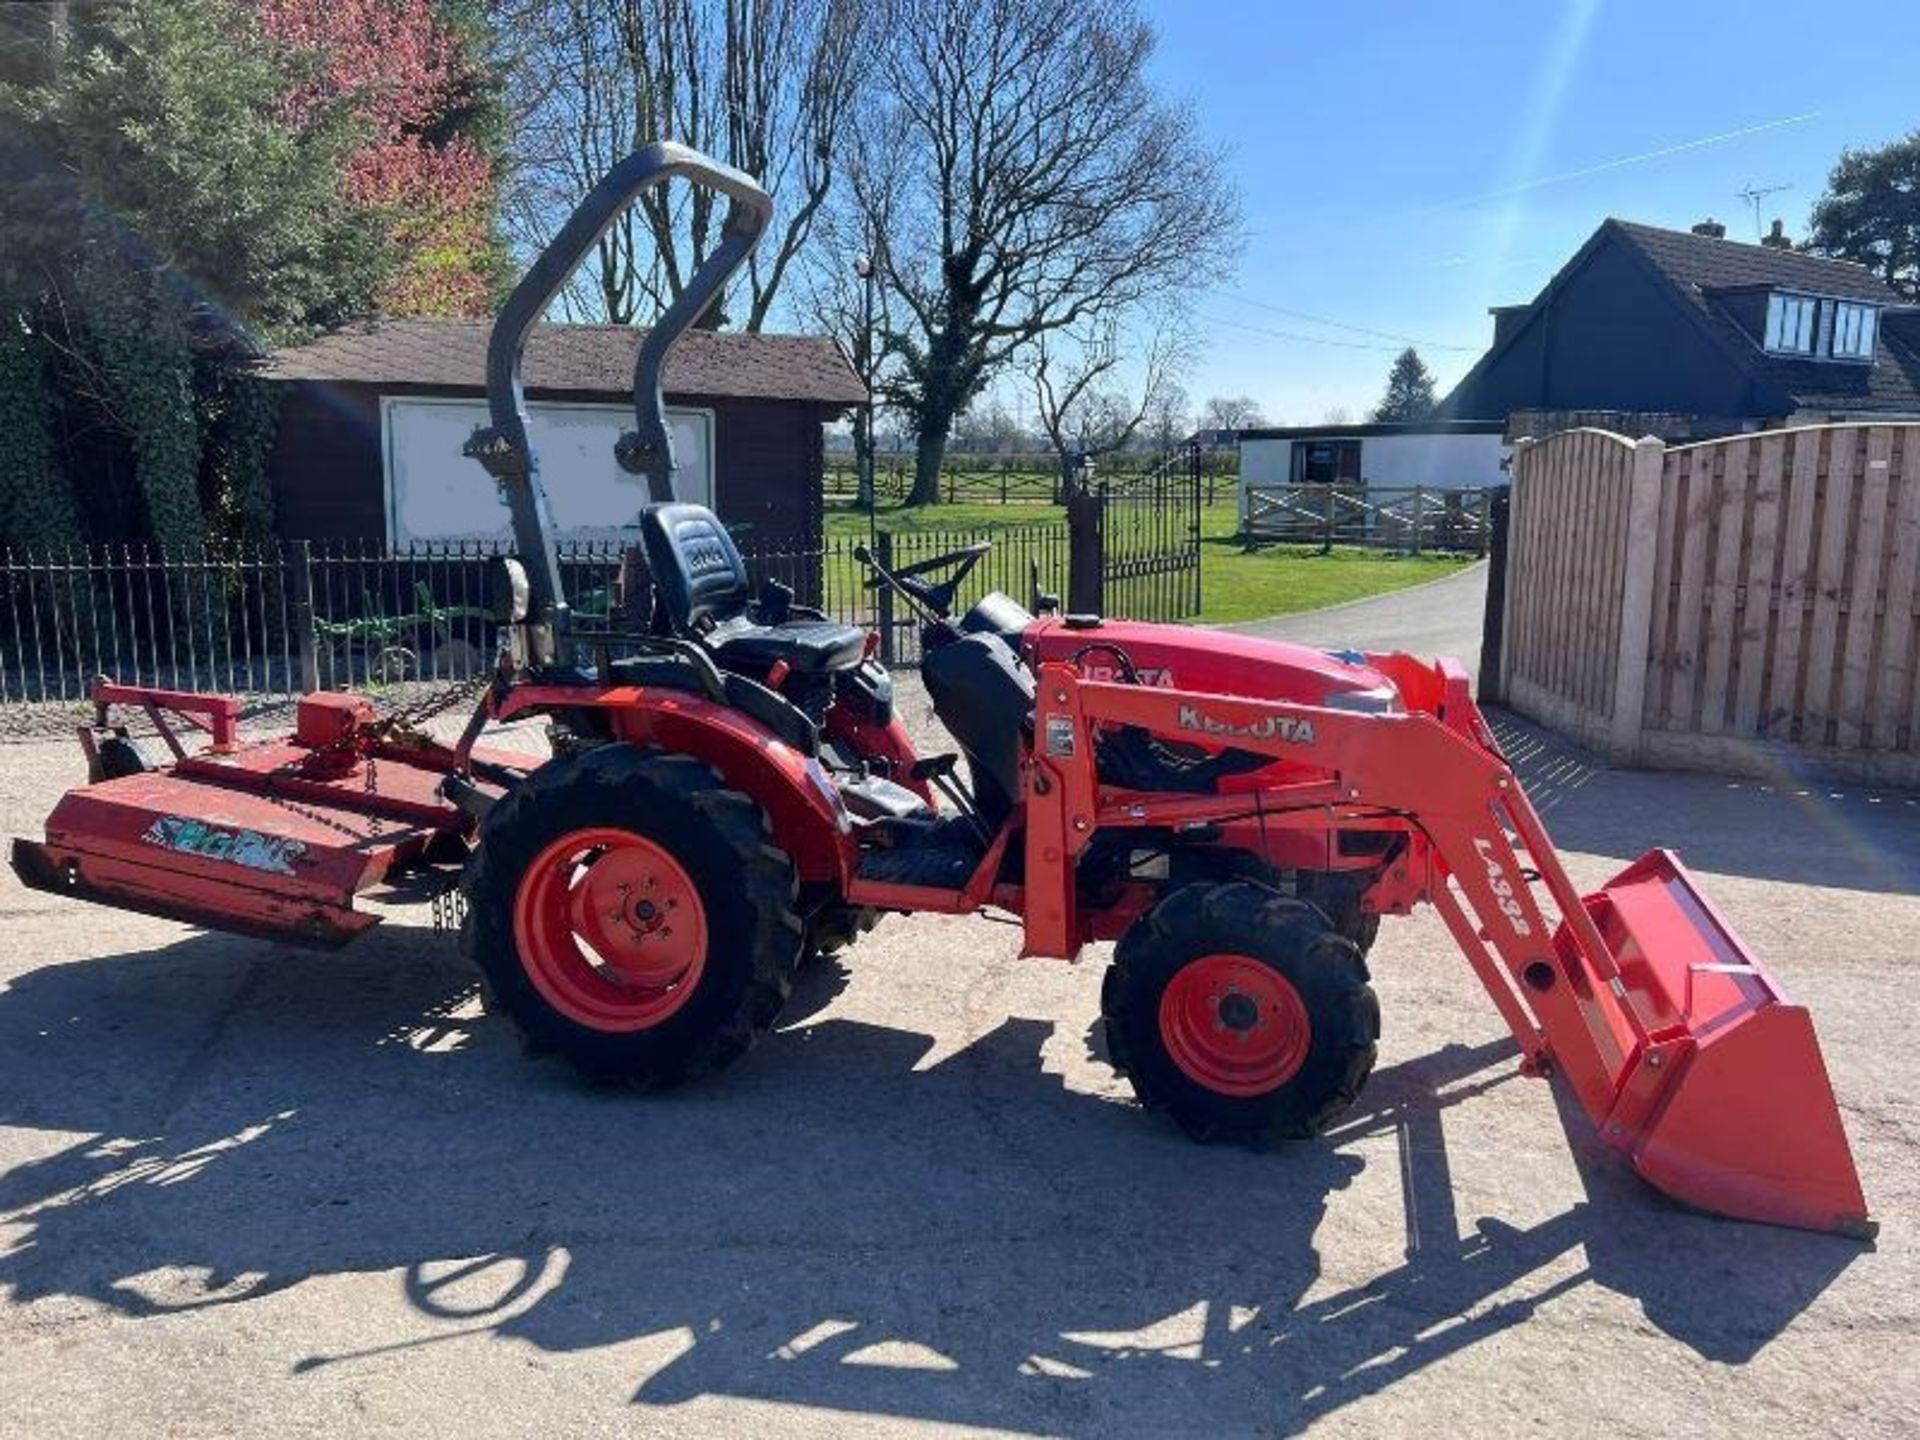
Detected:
left=639, top=502, right=750, bottom=632
left=921, top=633, right=1035, bottom=831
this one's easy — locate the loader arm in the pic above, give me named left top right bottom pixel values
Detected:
left=1026, top=659, right=1871, bottom=1236
left=463, top=142, right=774, bottom=660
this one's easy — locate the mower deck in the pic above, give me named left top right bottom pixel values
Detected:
left=12, top=694, right=511, bottom=948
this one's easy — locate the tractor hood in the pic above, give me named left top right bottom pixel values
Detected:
left=1024, top=617, right=1402, bottom=711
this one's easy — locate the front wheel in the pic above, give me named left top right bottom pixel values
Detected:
left=463, top=746, right=802, bottom=1087
left=1102, top=883, right=1379, bottom=1144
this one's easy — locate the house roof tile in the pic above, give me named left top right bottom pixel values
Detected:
left=1443, top=220, right=1920, bottom=418
left=267, top=317, right=868, bottom=406
left=1609, top=222, right=1920, bottom=413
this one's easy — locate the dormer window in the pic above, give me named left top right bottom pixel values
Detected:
left=1831, top=302, right=1877, bottom=361
left=1765, top=294, right=1817, bottom=355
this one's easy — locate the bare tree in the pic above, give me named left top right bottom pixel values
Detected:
left=1201, top=394, right=1266, bottom=433
left=1028, top=312, right=1192, bottom=485
left=840, top=0, right=1239, bottom=504
left=1143, top=381, right=1192, bottom=451
left=498, top=0, right=865, bottom=328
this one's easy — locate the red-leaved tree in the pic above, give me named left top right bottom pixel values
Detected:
left=256, top=0, right=499, bottom=316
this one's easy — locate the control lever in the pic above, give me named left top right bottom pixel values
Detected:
left=854, top=542, right=943, bottom=626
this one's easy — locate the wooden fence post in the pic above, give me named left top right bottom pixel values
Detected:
left=1608, top=435, right=1667, bottom=763
left=290, top=540, right=320, bottom=693
left=1497, top=439, right=1531, bottom=703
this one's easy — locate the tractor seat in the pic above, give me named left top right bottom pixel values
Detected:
left=639, top=502, right=866, bottom=674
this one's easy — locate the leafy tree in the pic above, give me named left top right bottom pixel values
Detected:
left=1807, top=130, right=1920, bottom=299
left=843, top=0, right=1239, bottom=504
left=257, top=0, right=510, bottom=316
left=0, top=0, right=504, bottom=550
left=0, top=0, right=387, bottom=548
left=1370, top=347, right=1437, bottom=422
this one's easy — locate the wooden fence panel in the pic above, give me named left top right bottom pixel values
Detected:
left=1765, top=429, right=1823, bottom=740
left=1731, top=433, right=1785, bottom=733
left=1877, top=430, right=1920, bottom=751
left=1501, top=429, right=1635, bottom=749
left=1506, top=422, right=1920, bottom=784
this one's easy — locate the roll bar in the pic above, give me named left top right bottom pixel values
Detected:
left=463, top=141, right=773, bottom=653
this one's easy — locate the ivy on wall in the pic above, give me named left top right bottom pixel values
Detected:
left=0, top=0, right=504, bottom=553
left=0, top=305, right=81, bottom=553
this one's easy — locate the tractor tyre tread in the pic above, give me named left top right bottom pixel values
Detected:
left=461, top=745, right=801, bottom=1088
left=1102, top=881, right=1378, bottom=1145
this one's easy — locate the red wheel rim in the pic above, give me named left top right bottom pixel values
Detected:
left=511, top=826, right=709, bottom=1032
left=1158, top=953, right=1312, bottom=1096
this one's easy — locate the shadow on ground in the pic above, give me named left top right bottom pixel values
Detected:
left=1489, top=708, right=1920, bottom=895
left=0, top=925, right=1864, bottom=1435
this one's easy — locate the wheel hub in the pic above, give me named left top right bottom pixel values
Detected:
left=1159, top=953, right=1312, bottom=1096
left=514, top=826, right=710, bottom=1031
left=1217, top=991, right=1260, bottom=1032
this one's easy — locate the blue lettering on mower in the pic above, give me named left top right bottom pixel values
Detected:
left=141, top=816, right=309, bottom=876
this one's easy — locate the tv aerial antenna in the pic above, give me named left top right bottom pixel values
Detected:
left=1737, top=182, right=1793, bottom=240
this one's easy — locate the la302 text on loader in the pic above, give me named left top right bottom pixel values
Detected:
left=12, top=143, right=1871, bottom=1239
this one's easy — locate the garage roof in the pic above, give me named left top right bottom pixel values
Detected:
left=268, top=317, right=868, bottom=406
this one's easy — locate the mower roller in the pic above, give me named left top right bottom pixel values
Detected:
left=11, top=142, right=1870, bottom=1238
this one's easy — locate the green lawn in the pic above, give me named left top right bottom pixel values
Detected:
left=823, top=497, right=1477, bottom=625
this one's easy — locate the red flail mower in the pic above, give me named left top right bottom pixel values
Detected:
left=12, top=145, right=1871, bottom=1238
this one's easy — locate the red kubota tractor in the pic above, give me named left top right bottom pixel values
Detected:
left=11, top=145, right=1872, bottom=1237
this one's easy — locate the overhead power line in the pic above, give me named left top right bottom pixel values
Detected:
left=1200, top=313, right=1481, bottom=355
left=1207, top=290, right=1479, bottom=352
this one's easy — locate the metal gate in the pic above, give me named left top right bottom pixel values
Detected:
left=1081, top=443, right=1203, bottom=620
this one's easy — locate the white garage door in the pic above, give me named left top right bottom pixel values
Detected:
left=384, top=396, right=714, bottom=545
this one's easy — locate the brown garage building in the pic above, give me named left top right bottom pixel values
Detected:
left=265, top=318, right=867, bottom=549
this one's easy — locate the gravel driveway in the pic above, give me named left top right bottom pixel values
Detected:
left=0, top=671, right=1914, bottom=1437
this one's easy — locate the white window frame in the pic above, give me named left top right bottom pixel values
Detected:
left=1830, top=301, right=1877, bottom=361
left=1764, top=293, right=1818, bottom=355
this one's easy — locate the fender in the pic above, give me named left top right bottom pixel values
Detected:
left=496, top=685, right=853, bottom=886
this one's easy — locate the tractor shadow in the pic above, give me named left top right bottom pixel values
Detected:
left=1486, top=707, right=1920, bottom=895
left=0, top=926, right=1866, bottom=1435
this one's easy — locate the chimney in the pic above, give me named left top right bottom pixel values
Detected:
left=1691, top=218, right=1727, bottom=239
left=1761, top=218, right=1792, bottom=250
left=1490, top=304, right=1529, bottom=346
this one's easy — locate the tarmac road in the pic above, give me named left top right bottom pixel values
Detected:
left=1227, top=560, right=1489, bottom=677
left=0, top=631, right=1915, bottom=1436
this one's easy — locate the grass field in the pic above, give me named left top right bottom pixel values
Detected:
left=824, top=498, right=1476, bottom=624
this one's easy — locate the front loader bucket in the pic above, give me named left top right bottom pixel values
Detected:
left=1556, top=850, right=1871, bottom=1237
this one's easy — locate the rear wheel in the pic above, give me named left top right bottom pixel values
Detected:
left=1102, top=882, right=1378, bottom=1144
left=463, top=745, right=802, bottom=1087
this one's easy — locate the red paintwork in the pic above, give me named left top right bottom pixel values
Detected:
left=513, top=826, right=709, bottom=1031
left=498, top=684, right=855, bottom=886
left=94, top=681, right=242, bottom=753
left=1018, top=660, right=1868, bottom=1234
left=1569, top=851, right=1869, bottom=1235
left=823, top=702, right=934, bottom=805
left=1025, top=617, right=1395, bottom=706
left=1158, top=953, right=1312, bottom=1096
left=17, top=620, right=1869, bottom=1234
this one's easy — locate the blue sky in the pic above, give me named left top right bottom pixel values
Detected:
left=1141, top=0, right=1919, bottom=423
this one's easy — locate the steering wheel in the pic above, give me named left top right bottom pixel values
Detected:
left=854, top=539, right=991, bottom=620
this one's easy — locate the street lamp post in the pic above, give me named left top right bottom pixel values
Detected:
left=854, top=253, right=875, bottom=511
